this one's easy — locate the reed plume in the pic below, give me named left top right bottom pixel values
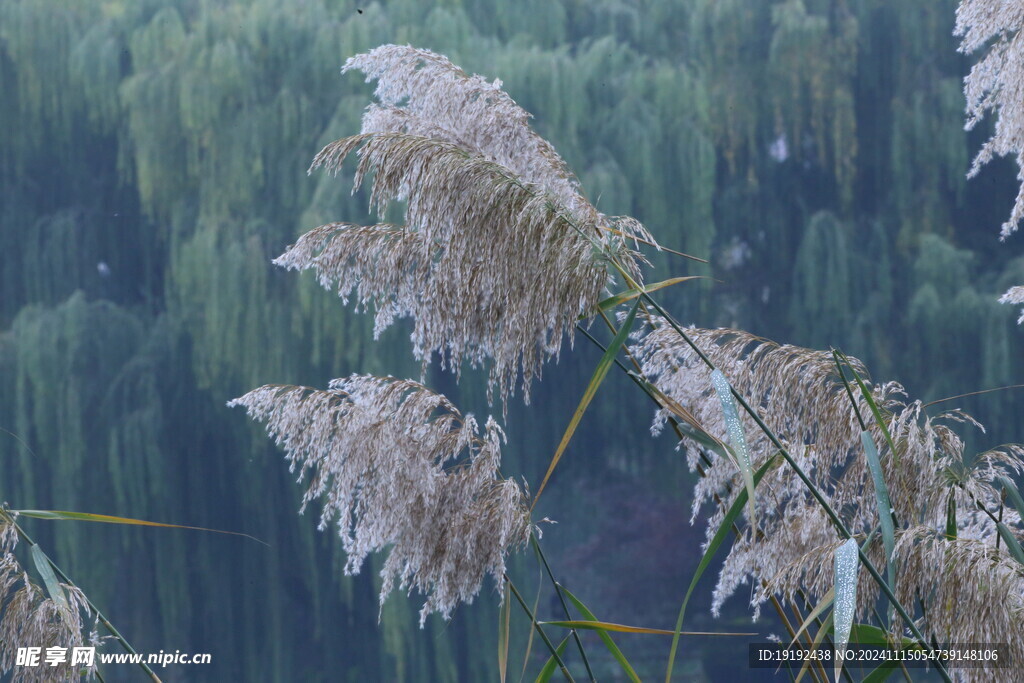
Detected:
left=633, top=320, right=1024, bottom=681
left=956, top=0, right=1024, bottom=322
left=0, top=515, right=96, bottom=683
left=229, top=375, right=532, bottom=625
left=275, top=45, right=653, bottom=403
left=237, top=46, right=661, bottom=632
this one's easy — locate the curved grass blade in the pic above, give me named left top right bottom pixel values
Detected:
left=833, top=538, right=859, bottom=682
left=529, top=536, right=595, bottom=681
left=628, top=373, right=730, bottom=460
left=861, top=431, right=896, bottom=606
left=711, top=370, right=756, bottom=528
left=996, top=523, right=1024, bottom=565
left=542, top=620, right=755, bottom=636
left=29, top=544, right=68, bottom=613
left=507, top=576, right=573, bottom=682
left=15, top=509, right=268, bottom=546
left=535, top=637, right=571, bottom=683
left=787, top=587, right=834, bottom=651
left=592, top=277, right=703, bottom=315
left=532, top=298, right=640, bottom=510
left=945, top=493, right=957, bottom=540
left=559, top=586, right=640, bottom=683
left=499, top=579, right=511, bottom=683
left=996, top=475, right=1024, bottom=517
left=665, top=453, right=780, bottom=682
left=835, top=350, right=899, bottom=464
left=794, top=611, right=833, bottom=683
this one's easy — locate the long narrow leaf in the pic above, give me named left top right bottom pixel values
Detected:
left=542, top=620, right=754, bottom=636
left=861, top=431, right=896, bottom=604
left=711, top=369, right=757, bottom=528
left=560, top=587, right=640, bottom=683
left=665, top=453, right=780, bottom=682
left=592, top=277, right=701, bottom=314
left=787, top=587, right=834, bottom=650
left=532, top=298, right=640, bottom=509
left=499, top=580, right=511, bottom=683
left=794, top=611, right=833, bottom=683
left=996, top=523, right=1024, bottom=565
left=519, top=563, right=546, bottom=681
left=996, top=475, right=1024, bottom=517
left=29, top=544, right=68, bottom=613
left=945, top=494, right=957, bottom=540
left=628, top=373, right=730, bottom=460
left=16, top=509, right=267, bottom=546
left=507, top=577, right=572, bottom=682
left=529, top=536, right=595, bottom=680
left=833, top=538, right=859, bottom=682
left=534, top=637, right=571, bottom=683
left=835, top=350, right=899, bottom=464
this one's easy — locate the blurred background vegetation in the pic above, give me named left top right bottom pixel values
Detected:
left=1, top=0, right=1021, bottom=680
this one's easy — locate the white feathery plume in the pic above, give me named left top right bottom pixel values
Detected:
left=998, top=285, right=1024, bottom=324
left=955, top=1, right=1024, bottom=322
left=276, top=45, right=654, bottom=403
left=229, top=375, right=532, bottom=625
left=344, top=45, right=589, bottom=218
left=632, top=321, right=1024, bottom=653
left=956, top=0, right=1024, bottom=238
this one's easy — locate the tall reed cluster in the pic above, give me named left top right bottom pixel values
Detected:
left=235, top=39, right=1024, bottom=682
left=632, top=322, right=1024, bottom=680
left=235, top=43, right=650, bottom=622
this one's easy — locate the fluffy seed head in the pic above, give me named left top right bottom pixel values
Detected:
left=229, top=375, right=532, bottom=625
left=633, top=321, right=1024, bottom=661
left=277, top=45, right=654, bottom=404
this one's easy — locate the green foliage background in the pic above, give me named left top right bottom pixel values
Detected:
left=1, top=0, right=1022, bottom=680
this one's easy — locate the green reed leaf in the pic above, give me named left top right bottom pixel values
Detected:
left=861, top=431, right=896, bottom=603
left=665, top=453, right=779, bottom=682
left=533, top=298, right=640, bottom=510
left=560, top=586, right=640, bottom=683
left=29, top=544, right=68, bottom=614
left=711, top=369, right=757, bottom=528
left=534, top=637, right=571, bottom=683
